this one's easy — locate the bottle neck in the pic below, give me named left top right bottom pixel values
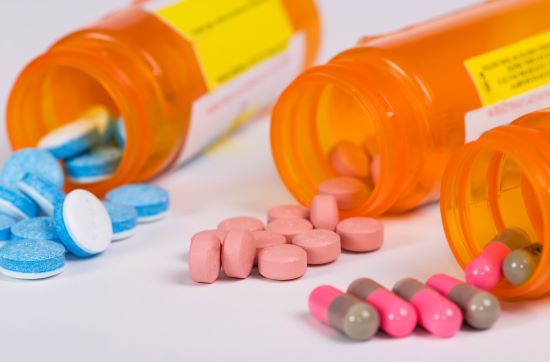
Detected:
left=272, top=54, right=431, bottom=216
left=441, top=115, right=550, bottom=300
left=7, top=34, right=182, bottom=194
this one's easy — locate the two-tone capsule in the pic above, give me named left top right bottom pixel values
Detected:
left=309, top=285, right=380, bottom=341
left=393, top=278, right=462, bottom=337
left=465, top=228, right=530, bottom=290
left=427, top=274, right=500, bottom=330
left=347, top=278, right=417, bottom=337
left=503, top=243, right=543, bottom=285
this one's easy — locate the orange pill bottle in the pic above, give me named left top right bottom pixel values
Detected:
left=271, top=0, right=550, bottom=217
left=7, top=0, right=320, bottom=194
left=441, top=110, right=549, bottom=300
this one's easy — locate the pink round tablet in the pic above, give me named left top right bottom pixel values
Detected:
left=292, top=229, right=341, bottom=265
left=197, top=229, right=228, bottom=243
left=258, top=244, right=307, bottom=281
left=218, top=216, right=265, bottom=233
left=309, top=194, right=339, bottom=231
left=252, top=230, right=287, bottom=264
left=336, top=217, right=384, bottom=252
left=318, top=177, right=370, bottom=210
left=329, top=141, right=370, bottom=179
left=189, top=230, right=222, bottom=284
left=266, top=218, right=313, bottom=242
left=221, top=230, right=256, bottom=279
left=267, top=204, right=309, bottom=223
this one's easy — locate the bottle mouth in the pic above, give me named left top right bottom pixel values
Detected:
left=271, top=65, right=412, bottom=217
left=441, top=123, right=549, bottom=300
left=7, top=47, right=156, bottom=195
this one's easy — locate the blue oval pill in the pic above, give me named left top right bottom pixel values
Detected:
left=17, top=173, right=65, bottom=216
left=38, top=119, right=101, bottom=160
left=0, top=214, right=18, bottom=241
left=0, top=185, right=39, bottom=219
left=65, top=146, right=122, bottom=183
left=0, top=148, right=64, bottom=189
left=0, top=239, right=65, bottom=280
left=103, top=202, right=138, bottom=241
left=11, top=217, right=60, bottom=243
left=106, top=183, right=169, bottom=223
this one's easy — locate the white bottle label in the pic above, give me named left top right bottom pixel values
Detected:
left=176, top=33, right=305, bottom=166
left=147, top=0, right=305, bottom=166
left=464, top=84, right=550, bottom=142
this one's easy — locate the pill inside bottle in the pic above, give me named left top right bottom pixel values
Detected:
left=7, top=0, right=321, bottom=194
left=272, top=0, right=550, bottom=219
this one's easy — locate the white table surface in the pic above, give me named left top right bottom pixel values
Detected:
left=2, top=1, right=550, bottom=361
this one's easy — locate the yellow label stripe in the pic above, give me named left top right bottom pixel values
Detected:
left=465, top=31, right=550, bottom=106
left=154, top=0, right=293, bottom=91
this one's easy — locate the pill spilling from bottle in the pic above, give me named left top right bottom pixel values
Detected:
left=185, top=137, right=388, bottom=284
left=464, top=228, right=542, bottom=290
left=0, top=120, right=169, bottom=280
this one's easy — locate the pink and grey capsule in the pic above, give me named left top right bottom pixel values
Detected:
left=347, top=278, right=417, bottom=337
left=393, top=278, right=462, bottom=338
left=309, top=285, right=380, bottom=341
left=427, top=274, right=500, bottom=330
left=465, top=228, right=530, bottom=291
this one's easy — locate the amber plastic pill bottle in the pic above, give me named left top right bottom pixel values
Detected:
left=7, top=0, right=320, bottom=195
left=440, top=110, right=549, bottom=301
left=271, top=0, right=550, bottom=218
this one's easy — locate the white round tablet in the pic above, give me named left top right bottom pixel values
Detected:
left=38, top=119, right=97, bottom=149
left=55, top=189, right=113, bottom=257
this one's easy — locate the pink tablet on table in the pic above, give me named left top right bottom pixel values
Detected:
left=258, top=244, right=307, bottom=281
left=336, top=217, right=383, bottom=252
left=189, top=230, right=222, bottom=284
left=218, top=216, right=265, bottom=234
left=292, top=229, right=341, bottom=265
left=309, top=194, right=339, bottom=230
left=266, top=218, right=313, bottom=242
left=222, top=230, right=256, bottom=279
left=267, top=204, right=309, bottom=223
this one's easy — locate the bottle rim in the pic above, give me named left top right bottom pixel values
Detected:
left=271, top=61, right=431, bottom=216
left=6, top=43, right=168, bottom=195
left=441, top=118, right=550, bottom=300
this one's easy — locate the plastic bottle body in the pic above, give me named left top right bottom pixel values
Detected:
left=7, top=0, right=320, bottom=195
left=441, top=110, right=550, bottom=300
left=271, top=0, right=550, bottom=217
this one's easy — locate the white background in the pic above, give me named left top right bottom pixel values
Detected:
left=1, top=1, right=550, bottom=361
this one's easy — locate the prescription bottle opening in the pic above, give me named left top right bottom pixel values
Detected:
left=441, top=120, right=550, bottom=300
left=272, top=69, right=402, bottom=217
left=6, top=44, right=175, bottom=195
left=272, top=62, right=426, bottom=217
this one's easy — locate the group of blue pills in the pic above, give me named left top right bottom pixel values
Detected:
left=0, top=135, right=169, bottom=280
left=36, top=105, right=126, bottom=183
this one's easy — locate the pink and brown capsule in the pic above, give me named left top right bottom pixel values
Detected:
left=393, top=278, right=463, bottom=338
left=309, top=285, right=380, bottom=341
left=427, top=274, right=500, bottom=330
left=465, top=228, right=530, bottom=290
left=347, top=278, right=417, bottom=338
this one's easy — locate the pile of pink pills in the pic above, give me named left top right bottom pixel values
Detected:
left=188, top=197, right=383, bottom=283
left=309, top=274, right=501, bottom=341
left=318, top=139, right=383, bottom=211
